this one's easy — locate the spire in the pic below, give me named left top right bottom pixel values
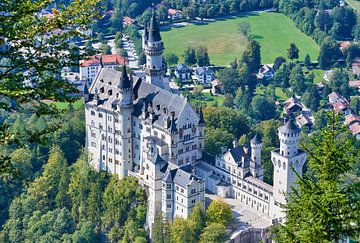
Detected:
left=250, top=134, right=261, bottom=145
left=99, top=54, right=104, bottom=68
left=198, top=107, right=205, bottom=126
left=170, top=112, right=177, bottom=134
left=148, top=6, right=161, bottom=42
left=119, top=65, right=132, bottom=90
left=83, top=81, right=90, bottom=102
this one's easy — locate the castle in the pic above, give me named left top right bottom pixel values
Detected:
left=84, top=10, right=307, bottom=235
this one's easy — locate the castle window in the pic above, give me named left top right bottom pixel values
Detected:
left=100, top=87, right=104, bottom=93
left=265, top=195, right=269, bottom=200
left=108, top=116, right=112, bottom=121
left=98, top=113, right=103, bottom=118
left=278, top=160, right=281, bottom=168
left=91, top=131, right=96, bottom=138
left=91, top=142, right=96, bottom=147
left=167, top=204, right=171, bottom=208
left=91, top=110, right=95, bottom=116
left=166, top=184, right=172, bottom=189
left=283, top=162, right=286, bottom=170
left=108, top=90, right=112, bottom=96
left=191, top=188, right=196, bottom=194
left=166, top=194, right=171, bottom=199
left=91, top=120, right=95, bottom=126
left=102, top=145, right=105, bottom=150
left=102, top=155, right=105, bottom=160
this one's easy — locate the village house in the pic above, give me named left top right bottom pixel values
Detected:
left=174, top=63, right=192, bottom=81
left=80, top=54, right=127, bottom=83
left=193, top=67, right=215, bottom=84
left=352, top=58, right=360, bottom=77
left=211, top=79, right=222, bottom=95
left=123, top=16, right=136, bottom=26
left=283, top=96, right=303, bottom=114
left=257, top=64, right=275, bottom=80
left=168, top=9, right=183, bottom=20
left=349, top=80, right=360, bottom=92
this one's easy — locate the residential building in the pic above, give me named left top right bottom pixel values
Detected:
left=168, top=9, right=184, bottom=20
left=174, top=63, right=192, bottom=81
left=194, top=67, right=215, bottom=84
left=80, top=54, right=126, bottom=83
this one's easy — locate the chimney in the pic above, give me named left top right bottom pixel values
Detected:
left=233, top=140, right=238, bottom=148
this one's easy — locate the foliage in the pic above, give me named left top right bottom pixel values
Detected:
left=199, top=223, right=229, bottom=243
left=318, top=37, right=341, bottom=69
left=207, top=197, right=233, bottom=226
left=250, top=95, right=277, bottom=121
left=164, top=53, right=179, bottom=67
left=183, top=47, right=197, bottom=66
left=0, top=0, right=100, bottom=175
left=272, top=113, right=360, bottom=242
left=196, top=46, right=210, bottom=67
left=287, top=43, right=299, bottom=61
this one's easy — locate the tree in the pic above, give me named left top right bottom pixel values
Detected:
left=199, top=223, right=229, bottom=243
left=318, top=37, right=341, bottom=69
left=157, top=5, right=168, bottom=22
left=170, top=217, right=194, bottom=243
left=207, top=197, right=233, bottom=226
left=239, top=22, right=251, bottom=36
left=188, top=202, right=207, bottom=241
left=273, top=113, right=360, bottom=242
left=289, top=64, right=307, bottom=95
left=273, top=56, right=286, bottom=71
left=183, top=47, right=197, bottom=66
left=287, top=43, right=299, bottom=61
left=0, top=0, right=99, bottom=175
left=244, top=39, right=261, bottom=73
left=218, top=67, right=239, bottom=95
left=350, top=96, right=360, bottom=115
left=100, top=44, right=112, bottom=54
left=205, top=128, right=235, bottom=155
left=196, top=46, right=210, bottom=66
left=164, top=53, right=179, bottom=67
left=303, top=54, right=311, bottom=67
left=250, top=95, right=277, bottom=121
left=152, top=213, right=170, bottom=243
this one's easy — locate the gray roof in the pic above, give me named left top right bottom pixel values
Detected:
left=148, top=10, right=162, bottom=42
left=175, top=63, right=191, bottom=72
left=195, top=67, right=214, bottom=75
left=278, top=119, right=301, bottom=134
left=163, top=166, right=202, bottom=188
left=228, top=147, right=250, bottom=168
left=88, top=68, right=197, bottom=133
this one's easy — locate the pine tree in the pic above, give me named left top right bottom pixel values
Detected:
left=273, top=113, right=360, bottom=242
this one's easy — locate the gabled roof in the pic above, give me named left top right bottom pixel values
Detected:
left=345, top=114, right=360, bottom=125
left=349, top=122, right=360, bottom=135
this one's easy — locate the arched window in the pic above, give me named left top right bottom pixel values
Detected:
left=283, top=162, right=286, bottom=170
left=278, top=160, right=281, bottom=168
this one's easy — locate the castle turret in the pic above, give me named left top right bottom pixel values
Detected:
left=169, top=111, right=178, bottom=160
left=250, top=134, right=263, bottom=179
left=83, top=81, right=90, bottom=103
left=117, top=65, right=133, bottom=178
left=270, top=119, right=307, bottom=220
left=250, top=134, right=262, bottom=165
left=143, top=8, right=165, bottom=88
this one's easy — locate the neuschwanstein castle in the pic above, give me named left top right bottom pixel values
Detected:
left=84, top=10, right=307, bottom=235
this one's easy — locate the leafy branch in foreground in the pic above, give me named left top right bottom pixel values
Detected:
left=0, top=0, right=100, bottom=170
left=272, top=112, right=360, bottom=242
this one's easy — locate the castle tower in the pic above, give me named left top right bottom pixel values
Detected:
left=142, top=8, right=165, bottom=88
left=271, top=119, right=307, bottom=219
left=250, top=134, right=263, bottom=179
left=117, top=65, right=133, bottom=179
left=197, top=107, right=205, bottom=159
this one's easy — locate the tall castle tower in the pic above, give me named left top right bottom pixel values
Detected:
left=250, top=134, right=264, bottom=179
left=142, top=9, right=166, bottom=88
left=271, top=119, right=307, bottom=219
left=118, top=65, right=134, bottom=178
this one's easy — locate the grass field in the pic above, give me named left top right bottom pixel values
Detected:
left=203, top=90, right=225, bottom=104
left=161, top=12, right=319, bottom=66
left=346, top=0, right=360, bottom=12
left=47, top=99, right=83, bottom=110
left=255, top=86, right=288, bottom=102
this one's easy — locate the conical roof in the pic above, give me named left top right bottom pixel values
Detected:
left=250, top=134, right=261, bottom=144
left=279, top=119, right=301, bottom=134
left=148, top=9, right=162, bottom=42
left=198, top=107, right=205, bottom=126
left=119, top=65, right=132, bottom=90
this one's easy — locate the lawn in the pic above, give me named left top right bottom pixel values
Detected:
left=161, top=12, right=319, bottom=66
left=44, top=99, right=83, bottom=110
left=203, top=90, right=225, bottom=104
left=255, top=86, right=288, bottom=102
left=346, top=0, right=360, bottom=12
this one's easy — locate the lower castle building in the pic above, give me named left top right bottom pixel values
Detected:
left=84, top=65, right=307, bottom=233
